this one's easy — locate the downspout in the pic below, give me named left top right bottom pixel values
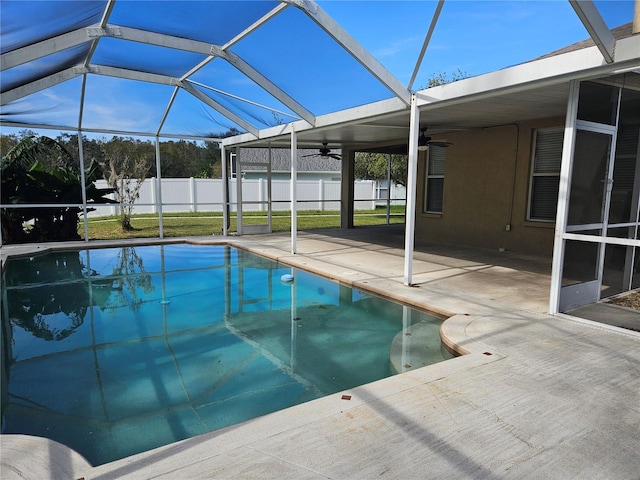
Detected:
left=501, top=123, right=520, bottom=235
left=634, top=0, right=640, bottom=34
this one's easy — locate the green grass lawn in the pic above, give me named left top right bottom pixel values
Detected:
left=81, top=206, right=406, bottom=240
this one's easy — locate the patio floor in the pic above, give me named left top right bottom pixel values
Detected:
left=1, top=225, right=639, bottom=479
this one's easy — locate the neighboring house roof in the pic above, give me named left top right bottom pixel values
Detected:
left=239, top=147, right=341, bottom=173
left=536, top=22, right=635, bottom=60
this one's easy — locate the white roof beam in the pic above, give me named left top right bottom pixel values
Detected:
left=156, top=86, right=180, bottom=137
left=99, top=0, right=117, bottom=28
left=0, top=67, right=78, bottom=105
left=569, top=0, right=615, bottom=63
left=110, top=27, right=315, bottom=124
left=2, top=61, right=261, bottom=135
left=1, top=19, right=316, bottom=126
left=180, top=81, right=260, bottom=137
left=213, top=48, right=315, bottom=125
left=103, top=25, right=213, bottom=55
left=83, top=0, right=117, bottom=67
left=222, top=2, right=289, bottom=50
left=1, top=63, right=175, bottom=103
left=1, top=28, right=91, bottom=71
left=81, top=64, right=178, bottom=85
left=408, top=0, right=445, bottom=91
left=283, top=0, right=411, bottom=106
left=0, top=120, right=221, bottom=141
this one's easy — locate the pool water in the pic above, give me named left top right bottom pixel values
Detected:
left=1, top=244, right=452, bottom=465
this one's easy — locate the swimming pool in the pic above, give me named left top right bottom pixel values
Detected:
left=1, top=244, right=452, bottom=465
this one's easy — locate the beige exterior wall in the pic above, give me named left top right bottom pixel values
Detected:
left=415, top=118, right=565, bottom=257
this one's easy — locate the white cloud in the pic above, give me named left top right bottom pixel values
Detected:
left=374, top=35, right=422, bottom=58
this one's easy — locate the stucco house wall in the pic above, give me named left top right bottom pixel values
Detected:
left=415, top=117, right=565, bottom=257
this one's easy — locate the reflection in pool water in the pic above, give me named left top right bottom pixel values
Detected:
left=1, top=244, right=452, bottom=465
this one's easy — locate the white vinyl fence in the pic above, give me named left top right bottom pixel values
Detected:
left=89, top=178, right=404, bottom=217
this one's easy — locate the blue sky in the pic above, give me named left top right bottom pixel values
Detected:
left=322, top=0, right=635, bottom=86
left=1, top=0, right=636, bottom=141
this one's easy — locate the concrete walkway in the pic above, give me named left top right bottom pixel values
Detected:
left=1, top=226, right=639, bottom=479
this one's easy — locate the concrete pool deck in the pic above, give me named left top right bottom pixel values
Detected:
left=1, top=226, right=639, bottom=479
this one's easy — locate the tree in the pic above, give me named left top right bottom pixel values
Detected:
left=97, top=137, right=154, bottom=231
left=101, top=247, right=154, bottom=313
left=421, top=69, right=470, bottom=89
left=1, top=136, right=114, bottom=244
left=196, top=141, right=222, bottom=178
left=6, top=251, right=91, bottom=341
left=354, top=152, right=408, bottom=187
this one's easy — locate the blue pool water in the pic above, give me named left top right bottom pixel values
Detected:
left=1, top=244, right=452, bottom=465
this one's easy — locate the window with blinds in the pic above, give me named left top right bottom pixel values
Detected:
left=424, top=146, right=446, bottom=214
left=528, top=128, right=563, bottom=221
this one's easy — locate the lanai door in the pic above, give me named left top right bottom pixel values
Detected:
left=557, top=80, right=640, bottom=312
left=559, top=125, right=616, bottom=310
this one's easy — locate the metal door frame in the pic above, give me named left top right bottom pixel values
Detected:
left=558, top=120, right=617, bottom=311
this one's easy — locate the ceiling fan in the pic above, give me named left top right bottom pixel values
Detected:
left=303, top=142, right=341, bottom=160
left=418, top=127, right=453, bottom=150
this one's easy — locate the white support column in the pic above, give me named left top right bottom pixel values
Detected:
left=267, top=145, right=273, bottom=230
left=404, top=94, right=420, bottom=286
left=549, top=80, right=580, bottom=314
left=623, top=123, right=640, bottom=289
left=190, top=176, right=196, bottom=212
left=78, top=131, right=90, bottom=242
left=236, top=148, right=243, bottom=235
left=291, top=125, right=298, bottom=254
left=259, top=178, right=265, bottom=212
left=154, top=138, right=164, bottom=239
left=150, top=177, right=157, bottom=214
left=386, top=153, right=392, bottom=225
left=221, top=144, right=229, bottom=236
left=78, top=73, right=89, bottom=242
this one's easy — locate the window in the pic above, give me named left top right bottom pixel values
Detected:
left=424, top=146, right=445, bottom=213
left=528, top=128, right=563, bottom=221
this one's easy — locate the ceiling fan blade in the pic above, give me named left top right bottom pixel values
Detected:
left=329, top=154, right=341, bottom=160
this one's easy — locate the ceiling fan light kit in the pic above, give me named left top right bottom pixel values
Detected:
left=418, top=127, right=453, bottom=150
